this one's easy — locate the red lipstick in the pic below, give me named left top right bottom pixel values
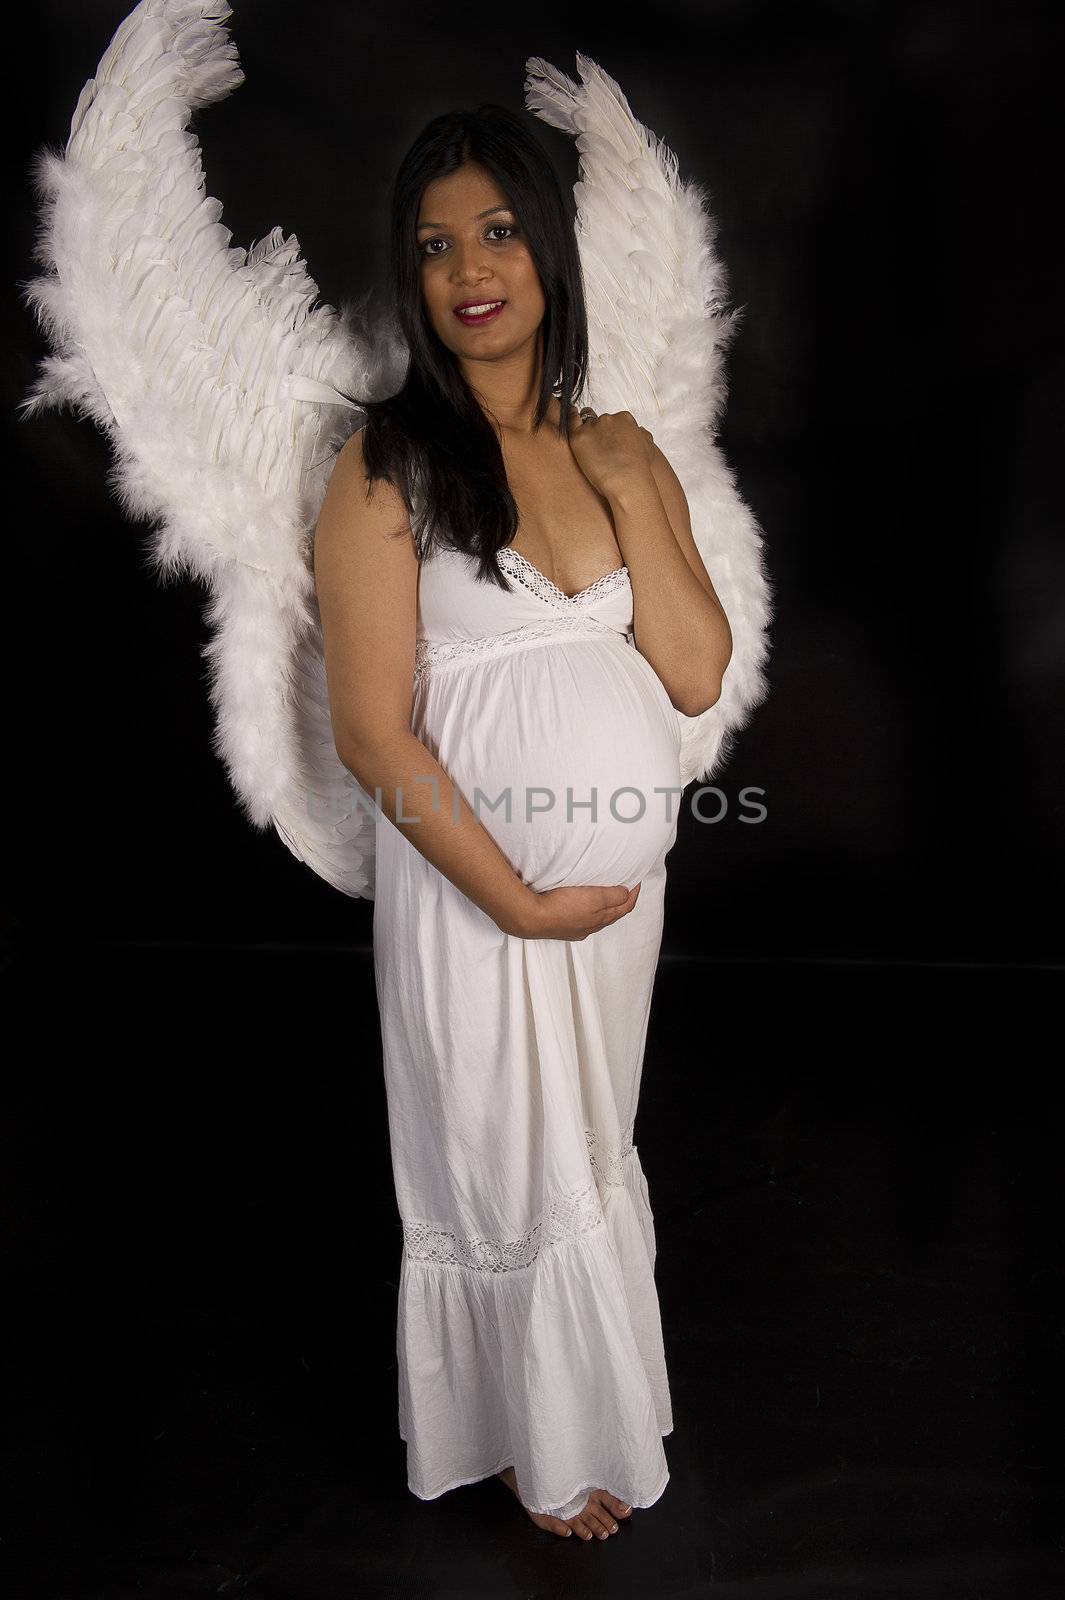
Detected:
left=453, top=299, right=506, bottom=326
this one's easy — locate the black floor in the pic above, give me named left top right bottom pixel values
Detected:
left=3, top=949, right=1060, bottom=1599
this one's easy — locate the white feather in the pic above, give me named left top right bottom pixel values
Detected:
left=18, top=0, right=404, bottom=898
left=525, top=52, right=773, bottom=785
left=19, top=8, right=771, bottom=904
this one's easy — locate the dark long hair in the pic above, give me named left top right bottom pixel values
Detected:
left=352, top=103, right=589, bottom=590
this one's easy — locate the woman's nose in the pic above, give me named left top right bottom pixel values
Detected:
left=452, top=246, right=492, bottom=279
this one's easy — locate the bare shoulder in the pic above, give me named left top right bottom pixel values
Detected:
left=322, top=425, right=402, bottom=514
left=335, top=422, right=376, bottom=481
left=314, top=426, right=412, bottom=567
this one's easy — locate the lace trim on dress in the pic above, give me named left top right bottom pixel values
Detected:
left=586, top=1127, right=636, bottom=1189
left=403, top=1180, right=604, bottom=1272
left=413, top=614, right=625, bottom=684
left=401, top=1134, right=642, bottom=1272
left=497, top=546, right=629, bottom=608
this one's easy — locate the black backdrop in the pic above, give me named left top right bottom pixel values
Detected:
left=6, top=2, right=1062, bottom=1596
left=12, top=0, right=1063, bottom=964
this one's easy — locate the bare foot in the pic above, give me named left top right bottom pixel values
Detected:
left=495, top=1465, right=633, bottom=1539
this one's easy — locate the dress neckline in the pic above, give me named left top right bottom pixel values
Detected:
left=499, top=545, right=628, bottom=605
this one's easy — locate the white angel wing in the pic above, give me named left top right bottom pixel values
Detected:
left=18, top=0, right=405, bottom=899
left=524, top=53, right=773, bottom=786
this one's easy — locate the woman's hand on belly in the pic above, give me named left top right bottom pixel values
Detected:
left=515, top=881, right=642, bottom=941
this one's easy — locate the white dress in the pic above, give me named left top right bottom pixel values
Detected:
left=372, top=539, right=685, bottom=1521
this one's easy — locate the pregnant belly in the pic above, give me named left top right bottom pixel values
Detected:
left=417, top=638, right=684, bottom=893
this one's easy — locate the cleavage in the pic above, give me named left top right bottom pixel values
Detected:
left=504, top=436, right=623, bottom=596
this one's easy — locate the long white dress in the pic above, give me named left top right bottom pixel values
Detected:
left=372, top=538, right=685, bottom=1521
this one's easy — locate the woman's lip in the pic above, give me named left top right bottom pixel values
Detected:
left=453, top=301, right=506, bottom=324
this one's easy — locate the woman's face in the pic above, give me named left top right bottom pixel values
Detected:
left=416, top=160, right=546, bottom=372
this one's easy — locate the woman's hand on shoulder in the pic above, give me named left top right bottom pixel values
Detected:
left=567, top=407, right=657, bottom=502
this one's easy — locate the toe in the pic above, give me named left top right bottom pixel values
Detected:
left=570, top=1514, right=596, bottom=1540
left=583, top=1505, right=615, bottom=1538
left=596, top=1490, right=632, bottom=1518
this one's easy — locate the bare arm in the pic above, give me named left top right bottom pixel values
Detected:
left=610, top=445, right=733, bottom=717
left=313, top=430, right=638, bottom=941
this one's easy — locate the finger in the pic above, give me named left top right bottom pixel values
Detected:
left=582, top=882, right=639, bottom=926
left=594, top=898, right=636, bottom=931
left=588, top=885, right=633, bottom=912
left=598, top=887, right=637, bottom=916
left=602, top=886, right=639, bottom=920
left=598, top=883, right=639, bottom=908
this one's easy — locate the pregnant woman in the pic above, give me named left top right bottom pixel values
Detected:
left=313, top=112, right=733, bottom=1539
left=21, top=3, right=770, bottom=1549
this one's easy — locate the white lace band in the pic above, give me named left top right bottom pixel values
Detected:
left=401, top=1132, right=639, bottom=1271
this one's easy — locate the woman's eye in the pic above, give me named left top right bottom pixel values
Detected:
left=420, top=226, right=518, bottom=257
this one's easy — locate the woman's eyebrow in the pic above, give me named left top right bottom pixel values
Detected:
left=416, top=205, right=514, bottom=234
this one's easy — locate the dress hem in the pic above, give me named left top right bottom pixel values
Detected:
left=404, top=1425, right=674, bottom=1512
left=526, top=1463, right=670, bottom=1520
